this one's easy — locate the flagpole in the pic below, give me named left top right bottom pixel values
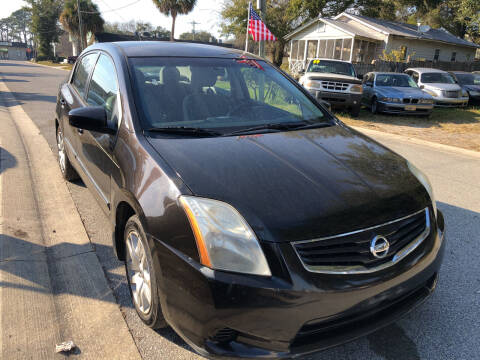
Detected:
left=245, top=2, right=251, bottom=52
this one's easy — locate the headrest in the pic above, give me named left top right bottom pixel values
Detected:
left=162, top=66, right=180, bottom=85
left=191, top=67, right=218, bottom=90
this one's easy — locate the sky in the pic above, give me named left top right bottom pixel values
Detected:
left=0, top=0, right=226, bottom=38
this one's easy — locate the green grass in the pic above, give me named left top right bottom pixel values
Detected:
left=35, top=60, right=73, bottom=70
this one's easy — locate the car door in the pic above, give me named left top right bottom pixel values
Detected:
left=79, top=53, right=122, bottom=213
left=59, top=52, right=98, bottom=165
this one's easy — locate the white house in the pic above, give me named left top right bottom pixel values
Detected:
left=285, top=12, right=480, bottom=73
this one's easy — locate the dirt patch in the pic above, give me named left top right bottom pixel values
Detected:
left=337, top=107, right=480, bottom=152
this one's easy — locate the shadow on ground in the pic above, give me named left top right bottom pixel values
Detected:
left=0, top=147, right=17, bottom=174
left=0, top=90, right=57, bottom=106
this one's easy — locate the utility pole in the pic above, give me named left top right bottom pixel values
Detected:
left=189, top=20, right=200, bottom=41
left=77, top=0, right=84, bottom=52
left=257, top=0, right=265, bottom=58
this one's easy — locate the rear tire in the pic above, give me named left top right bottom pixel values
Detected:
left=371, top=97, right=379, bottom=114
left=350, top=105, right=361, bottom=117
left=56, top=125, right=78, bottom=181
left=124, top=215, right=167, bottom=329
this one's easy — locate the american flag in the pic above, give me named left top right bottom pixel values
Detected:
left=248, top=3, right=277, bottom=42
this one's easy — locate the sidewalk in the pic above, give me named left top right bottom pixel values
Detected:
left=0, top=80, right=141, bottom=359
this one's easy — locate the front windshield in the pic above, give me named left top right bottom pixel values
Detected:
left=421, top=72, right=456, bottom=84
left=454, top=73, right=480, bottom=85
left=375, top=74, right=418, bottom=88
left=129, top=57, right=330, bottom=134
left=307, top=59, right=356, bottom=77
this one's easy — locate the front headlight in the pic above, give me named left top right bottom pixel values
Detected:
left=179, top=196, right=271, bottom=276
left=407, top=161, right=437, bottom=218
left=470, top=91, right=480, bottom=96
left=304, top=79, right=321, bottom=89
left=423, top=89, right=438, bottom=97
left=419, top=98, right=434, bottom=104
left=350, top=84, right=363, bottom=94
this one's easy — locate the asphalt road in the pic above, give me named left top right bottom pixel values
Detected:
left=1, top=60, right=479, bottom=360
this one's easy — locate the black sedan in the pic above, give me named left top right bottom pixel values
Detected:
left=55, top=41, right=445, bottom=359
left=449, top=71, right=480, bottom=105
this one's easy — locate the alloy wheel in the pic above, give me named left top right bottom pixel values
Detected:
left=57, top=128, right=66, bottom=173
left=126, top=230, right=152, bottom=314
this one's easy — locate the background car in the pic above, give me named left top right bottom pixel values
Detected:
left=449, top=71, right=480, bottom=105
left=405, top=68, right=468, bottom=107
left=362, top=72, right=434, bottom=116
left=299, top=58, right=363, bottom=116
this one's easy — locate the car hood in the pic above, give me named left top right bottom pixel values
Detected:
left=147, top=126, right=428, bottom=243
left=377, top=86, right=430, bottom=98
left=424, top=83, right=461, bottom=91
left=463, top=84, right=480, bottom=92
left=305, top=72, right=361, bottom=84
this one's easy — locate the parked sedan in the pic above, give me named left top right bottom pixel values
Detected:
left=405, top=68, right=468, bottom=107
left=55, top=41, right=445, bottom=359
left=362, top=72, right=434, bottom=115
left=449, top=71, right=480, bottom=105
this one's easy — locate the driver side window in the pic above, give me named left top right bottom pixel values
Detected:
left=87, top=54, right=119, bottom=132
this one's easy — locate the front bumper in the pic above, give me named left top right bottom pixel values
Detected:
left=307, top=89, right=362, bottom=110
left=432, top=96, right=468, bottom=107
left=154, top=211, right=445, bottom=359
left=377, top=101, right=433, bottom=115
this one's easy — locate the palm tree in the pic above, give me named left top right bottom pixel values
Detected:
left=152, top=0, right=197, bottom=41
left=60, top=0, right=104, bottom=54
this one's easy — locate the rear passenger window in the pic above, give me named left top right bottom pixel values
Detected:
left=71, top=53, right=98, bottom=98
left=87, top=54, right=119, bottom=130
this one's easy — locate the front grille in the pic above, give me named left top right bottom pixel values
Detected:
left=293, top=208, right=430, bottom=274
left=443, top=90, right=459, bottom=98
left=403, top=98, right=419, bottom=104
left=321, top=81, right=349, bottom=92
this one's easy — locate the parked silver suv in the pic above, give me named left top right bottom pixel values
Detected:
left=405, top=68, right=468, bottom=107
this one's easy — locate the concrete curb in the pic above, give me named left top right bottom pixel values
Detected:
left=27, top=61, right=70, bottom=71
left=351, top=125, right=480, bottom=159
left=0, top=77, right=141, bottom=359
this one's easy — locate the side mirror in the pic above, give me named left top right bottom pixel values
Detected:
left=69, top=106, right=115, bottom=135
left=419, top=85, right=425, bottom=89
left=357, top=74, right=363, bottom=80
left=299, top=69, right=305, bottom=75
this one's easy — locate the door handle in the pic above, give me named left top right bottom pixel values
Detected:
left=77, top=128, right=83, bottom=134
left=60, top=98, right=66, bottom=108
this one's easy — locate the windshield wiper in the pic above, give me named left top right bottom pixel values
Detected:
left=145, top=126, right=221, bottom=137
left=222, top=121, right=331, bottom=137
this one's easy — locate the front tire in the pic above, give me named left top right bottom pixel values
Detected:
left=56, top=125, right=78, bottom=181
left=371, top=97, right=379, bottom=114
left=124, top=215, right=167, bottom=329
left=350, top=105, right=361, bottom=117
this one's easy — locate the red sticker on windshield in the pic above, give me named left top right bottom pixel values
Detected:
left=236, top=56, right=264, bottom=71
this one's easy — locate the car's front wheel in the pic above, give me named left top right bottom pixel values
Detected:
left=56, top=125, right=78, bottom=181
left=124, top=215, right=167, bottom=329
left=371, top=97, right=379, bottom=114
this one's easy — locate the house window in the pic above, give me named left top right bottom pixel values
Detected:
left=291, top=40, right=298, bottom=60
left=325, top=39, right=334, bottom=59
left=451, top=52, right=456, bottom=62
left=297, top=40, right=306, bottom=60
left=434, top=49, right=440, bottom=61
left=318, top=39, right=326, bottom=57
left=307, top=40, right=318, bottom=60
left=334, top=39, right=342, bottom=59
left=342, top=38, right=352, bottom=61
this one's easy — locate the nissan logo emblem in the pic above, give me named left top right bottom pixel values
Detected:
left=370, top=235, right=390, bottom=259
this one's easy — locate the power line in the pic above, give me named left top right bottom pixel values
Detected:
left=80, top=0, right=142, bottom=15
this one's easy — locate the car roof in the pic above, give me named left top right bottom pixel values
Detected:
left=405, top=68, right=448, bottom=74
left=85, top=41, right=256, bottom=59
left=370, top=72, right=409, bottom=75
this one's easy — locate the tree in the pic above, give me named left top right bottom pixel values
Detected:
left=179, top=30, right=215, bottom=42
left=10, top=8, right=32, bottom=44
left=151, top=0, right=197, bottom=41
left=60, top=0, right=104, bottom=53
left=26, top=0, right=63, bottom=59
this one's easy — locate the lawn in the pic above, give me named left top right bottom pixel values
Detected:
left=35, top=60, right=73, bottom=71
left=337, top=107, right=480, bottom=152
